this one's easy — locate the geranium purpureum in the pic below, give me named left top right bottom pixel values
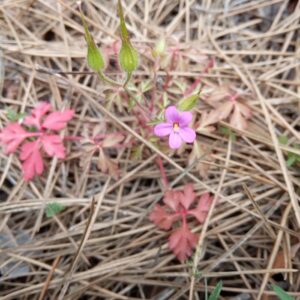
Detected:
left=154, top=106, right=196, bottom=149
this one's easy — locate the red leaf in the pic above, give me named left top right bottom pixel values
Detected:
left=189, top=192, right=213, bottom=223
left=41, top=135, right=65, bottom=159
left=102, top=133, right=125, bottom=148
left=149, top=204, right=179, bottom=230
left=0, top=123, right=33, bottom=154
left=168, top=223, right=198, bottom=261
left=180, top=183, right=196, bottom=210
left=214, top=101, right=234, bottom=121
left=20, top=140, right=44, bottom=181
left=42, top=109, right=74, bottom=131
left=24, top=102, right=52, bottom=129
left=163, top=190, right=181, bottom=212
left=230, top=104, right=247, bottom=130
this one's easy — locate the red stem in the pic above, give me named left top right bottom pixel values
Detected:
left=156, top=156, right=169, bottom=189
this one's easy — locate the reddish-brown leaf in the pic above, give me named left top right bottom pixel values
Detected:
left=168, top=223, right=198, bottom=261
left=149, top=204, right=179, bottom=230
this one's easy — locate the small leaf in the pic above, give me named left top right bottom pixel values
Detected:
left=24, top=102, right=52, bottom=129
left=178, top=94, right=199, bottom=111
left=41, top=135, right=65, bottom=159
left=46, top=202, right=65, bottom=217
left=147, top=119, right=164, bottom=126
left=149, top=204, right=179, bottom=230
left=20, top=140, right=44, bottom=181
left=271, top=284, right=294, bottom=300
left=208, top=281, right=223, bottom=300
left=168, top=223, right=198, bottom=262
left=79, top=9, right=105, bottom=72
left=0, top=123, right=34, bottom=154
left=6, top=109, right=26, bottom=122
left=286, top=153, right=297, bottom=167
left=189, top=192, right=213, bottom=223
left=219, top=126, right=236, bottom=141
left=278, top=135, right=288, bottom=145
left=42, top=109, right=74, bottom=131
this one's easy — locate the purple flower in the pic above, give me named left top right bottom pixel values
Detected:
left=154, top=106, right=196, bottom=149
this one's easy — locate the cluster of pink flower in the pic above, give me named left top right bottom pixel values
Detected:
left=0, top=102, right=73, bottom=181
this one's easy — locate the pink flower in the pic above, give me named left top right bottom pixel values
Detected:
left=154, top=106, right=196, bottom=149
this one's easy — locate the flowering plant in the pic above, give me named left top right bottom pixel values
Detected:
left=154, top=106, right=196, bottom=149
left=0, top=102, right=74, bottom=181
left=150, top=184, right=213, bottom=261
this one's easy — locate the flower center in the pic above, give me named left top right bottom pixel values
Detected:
left=173, top=122, right=179, bottom=132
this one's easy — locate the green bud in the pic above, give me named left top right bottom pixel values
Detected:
left=117, top=0, right=138, bottom=73
left=152, top=38, right=166, bottom=58
left=118, top=0, right=129, bottom=41
left=119, top=43, right=139, bottom=73
left=80, top=10, right=105, bottom=72
left=178, top=94, right=199, bottom=111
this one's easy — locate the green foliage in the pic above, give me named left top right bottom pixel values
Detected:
left=46, top=202, right=65, bottom=218
left=278, top=135, right=300, bottom=167
left=219, top=126, right=236, bottom=141
left=208, top=281, right=223, bottom=300
left=178, top=94, right=199, bottom=111
left=278, top=135, right=288, bottom=145
left=6, top=109, right=26, bottom=122
left=286, top=145, right=300, bottom=167
left=272, top=284, right=294, bottom=300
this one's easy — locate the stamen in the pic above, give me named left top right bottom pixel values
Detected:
left=173, top=122, right=179, bottom=131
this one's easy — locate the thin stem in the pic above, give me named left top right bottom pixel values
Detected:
left=97, top=71, right=122, bottom=87
left=123, top=72, right=132, bottom=88
left=156, top=156, right=169, bottom=189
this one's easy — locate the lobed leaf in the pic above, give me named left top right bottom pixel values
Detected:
left=20, top=140, right=44, bottom=181
left=42, top=109, right=74, bottom=131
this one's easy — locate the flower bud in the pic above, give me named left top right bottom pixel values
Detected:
left=119, top=43, right=138, bottom=73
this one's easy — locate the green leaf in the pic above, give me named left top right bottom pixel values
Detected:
left=219, top=126, right=236, bottom=141
left=46, top=202, right=65, bottom=218
left=178, top=94, right=199, bottom=111
left=278, top=135, right=288, bottom=145
left=79, top=10, right=105, bottom=72
left=6, top=109, right=26, bottom=122
left=147, top=119, right=164, bottom=126
left=208, top=281, right=223, bottom=300
left=272, top=284, right=294, bottom=300
left=286, top=154, right=297, bottom=167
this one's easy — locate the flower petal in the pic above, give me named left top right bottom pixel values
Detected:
left=165, top=106, right=179, bottom=123
left=169, top=132, right=182, bottom=149
left=179, top=127, right=196, bottom=143
left=154, top=123, right=172, bottom=137
left=178, top=111, right=193, bottom=126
